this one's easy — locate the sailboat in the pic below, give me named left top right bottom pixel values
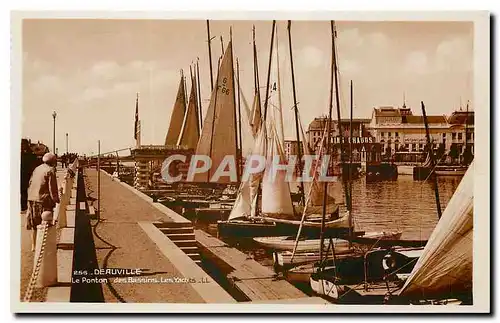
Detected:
left=165, top=74, right=187, bottom=147
left=397, top=159, right=473, bottom=304
left=193, top=39, right=239, bottom=186
left=217, top=21, right=349, bottom=238
left=256, top=21, right=402, bottom=258
left=177, top=68, right=201, bottom=150
left=308, top=161, right=473, bottom=303
left=156, top=70, right=206, bottom=206
left=218, top=120, right=348, bottom=237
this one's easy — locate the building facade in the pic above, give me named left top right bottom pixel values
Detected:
left=283, top=140, right=300, bottom=161
left=304, top=106, right=474, bottom=165
left=367, top=106, right=474, bottom=162
left=306, top=117, right=380, bottom=163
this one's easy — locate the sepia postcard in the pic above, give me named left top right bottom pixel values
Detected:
left=11, top=11, right=490, bottom=313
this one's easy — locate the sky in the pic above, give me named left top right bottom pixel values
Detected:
left=21, top=19, right=473, bottom=155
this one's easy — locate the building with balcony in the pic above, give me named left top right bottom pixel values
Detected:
left=367, top=105, right=474, bottom=163
left=304, top=104, right=474, bottom=165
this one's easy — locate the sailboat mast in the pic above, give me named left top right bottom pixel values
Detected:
left=276, top=27, right=285, bottom=144
left=229, top=29, right=240, bottom=183
left=207, top=56, right=222, bottom=181
left=183, top=70, right=188, bottom=106
left=253, top=25, right=261, bottom=96
left=332, top=22, right=351, bottom=213
left=319, top=21, right=336, bottom=265
left=263, top=20, right=276, bottom=122
left=196, top=58, right=203, bottom=133
left=236, top=58, right=243, bottom=180
left=421, top=101, right=442, bottom=219
left=287, top=20, right=305, bottom=206
left=206, top=20, right=214, bottom=91
left=349, top=80, right=354, bottom=245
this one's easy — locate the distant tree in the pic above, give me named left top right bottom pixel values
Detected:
left=449, top=144, right=459, bottom=162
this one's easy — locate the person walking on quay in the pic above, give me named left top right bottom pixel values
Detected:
left=20, top=139, right=39, bottom=212
left=26, top=153, right=60, bottom=251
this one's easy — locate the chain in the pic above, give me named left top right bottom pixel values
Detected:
left=23, top=221, right=50, bottom=302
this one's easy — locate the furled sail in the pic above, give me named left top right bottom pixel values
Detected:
left=261, top=122, right=295, bottom=219
left=177, top=75, right=200, bottom=149
left=250, top=91, right=262, bottom=138
left=193, top=41, right=238, bottom=183
left=165, top=77, right=187, bottom=146
left=399, top=160, right=474, bottom=299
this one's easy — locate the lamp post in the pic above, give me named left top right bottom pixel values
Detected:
left=52, top=111, right=57, bottom=153
left=66, top=133, right=68, bottom=154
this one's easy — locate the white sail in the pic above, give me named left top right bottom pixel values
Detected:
left=228, top=180, right=251, bottom=220
left=228, top=122, right=267, bottom=220
left=165, top=77, right=187, bottom=146
left=193, top=42, right=238, bottom=183
left=261, top=123, right=295, bottom=218
left=177, top=76, right=200, bottom=149
left=235, top=72, right=257, bottom=139
left=399, top=160, right=474, bottom=298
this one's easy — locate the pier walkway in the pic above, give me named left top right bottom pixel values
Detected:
left=20, top=168, right=67, bottom=302
left=195, top=230, right=310, bottom=302
left=84, top=169, right=232, bottom=303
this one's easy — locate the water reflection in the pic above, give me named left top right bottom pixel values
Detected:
left=324, top=176, right=463, bottom=240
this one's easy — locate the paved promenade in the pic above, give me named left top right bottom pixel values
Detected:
left=84, top=169, right=205, bottom=303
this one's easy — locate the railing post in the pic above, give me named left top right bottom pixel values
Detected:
left=33, top=221, right=58, bottom=287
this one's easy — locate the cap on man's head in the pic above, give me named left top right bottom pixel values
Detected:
left=42, top=152, right=57, bottom=164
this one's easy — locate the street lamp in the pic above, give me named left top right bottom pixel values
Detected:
left=52, top=111, right=57, bottom=153
left=66, top=133, right=69, bottom=154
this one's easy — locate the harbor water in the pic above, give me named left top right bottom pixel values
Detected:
left=195, top=174, right=463, bottom=271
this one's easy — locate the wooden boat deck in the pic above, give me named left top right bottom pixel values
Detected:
left=195, top=230, right=309, bottom=302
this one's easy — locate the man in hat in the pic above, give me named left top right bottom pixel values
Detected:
left=26, top=152, right=60, bottom=251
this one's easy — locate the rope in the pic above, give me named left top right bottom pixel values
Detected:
left=23, top=221, right=49, bottom=302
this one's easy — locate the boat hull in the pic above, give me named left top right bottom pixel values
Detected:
left=414, top=165, right=467, bottom=180
left=255, top=236, right=351, bottom=252
left=217, top=220, right=351, bottom=238
left=217, top=220, right=280, bottom=237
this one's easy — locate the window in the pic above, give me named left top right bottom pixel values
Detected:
left=458, top=133, right=463, bottom=140
left=452, top=132, right=457, bottom=139
left=395, top=132, right=399, bottom=137
left=442, top=133, right=446, bottom=138
left=381, top=132, right=385, bottom=137
left=388, top=132, right=392, bottom=137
